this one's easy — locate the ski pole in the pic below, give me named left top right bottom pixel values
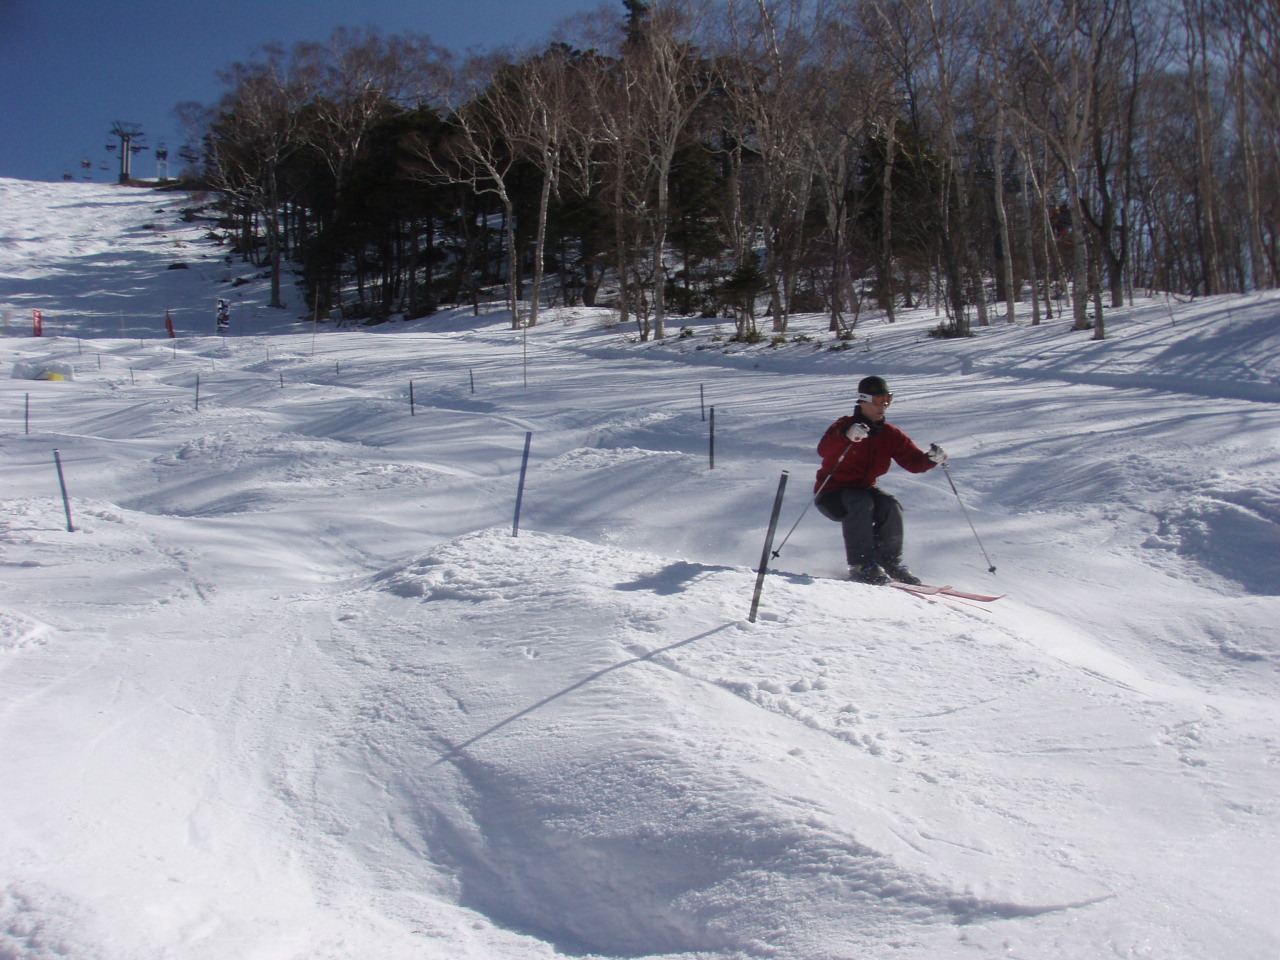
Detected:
left=941, top=461, right=996, bottom=574
left=771, top=439, right=854, bottom=559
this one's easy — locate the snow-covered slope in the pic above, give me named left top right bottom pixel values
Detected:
left=1, top=179, right=1278, bottom=959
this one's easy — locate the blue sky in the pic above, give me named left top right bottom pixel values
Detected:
left=0, top=0, right=609, bottom=183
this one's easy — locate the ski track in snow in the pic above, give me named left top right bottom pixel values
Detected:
left=0, top=178, right=1278, bottom=959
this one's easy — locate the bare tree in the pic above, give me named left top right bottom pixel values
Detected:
left=577, top=35, right=655, bottom=335
left=1233, top=0, right=1280, bottom=287
left=861, top=0, right=981, bottom=335
left=1079, top=0, right=1155, bottom=308
left=287, top=28, right=449, bottom=315
left=1210, top=0, right=1278, bottom=290
left=975, top=2, right=1019, bottom=322
left=849, top=0, right=919, bottom=323
left=410, top=52, right=528, bottom=328
left=808, top=3, right=890, bottom=331
left=207, top=45, right=314, bottom=309
left=295, top=28, right=447, bottom=195
left=992, top=93, right=1018, bottom=321
left=720, top=0, right=826, bottom=333
left=998, top=0, right=1115, bottom=338
left=1178, top=0, right=1229, bottom=294
left=478, top=44, right=597, bottom=328
left=626, top=0, right=716, bottom=339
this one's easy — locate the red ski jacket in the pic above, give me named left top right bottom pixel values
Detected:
left=814, top=415, right=936, bottom=493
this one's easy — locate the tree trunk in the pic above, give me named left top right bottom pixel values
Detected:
left=881, top=123, right=897, bottom=322
left=993, top=101, right=1016, bottom=323
left=1020, top=160, right=1043, bottom=325
left=652, top=157, right=670, bottom=340
left=1065, top=171, right=1092, bottom=332
left=500, top=199, right=521, bottom=329
left=613, top=161, right=631, bottom=335
left=528, top=161, right=554, bottom=328
left=1091, top=252, right=1107, bottom=340
left=267, top=176, right=284, bottom=309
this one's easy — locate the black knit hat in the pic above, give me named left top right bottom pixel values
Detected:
left=857, top=375, right=890, bottom=398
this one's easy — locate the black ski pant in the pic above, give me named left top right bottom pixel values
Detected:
left=815, top=486, right=905, bottom=568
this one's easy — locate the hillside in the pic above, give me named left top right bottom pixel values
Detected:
left=1, top=178, right=1278, bottom=960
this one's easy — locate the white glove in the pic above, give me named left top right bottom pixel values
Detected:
left=927, top=443, right=948, bottom=464
left=845, top=422, right=870, bottom=442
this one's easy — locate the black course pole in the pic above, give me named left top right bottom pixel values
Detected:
left=53, top=449, right=75, bottom=532
left=512, top=431, right=533, bottom=537
left=748, top=471, right=789, bottom=623
left=709, top=406, right=715, bottom=469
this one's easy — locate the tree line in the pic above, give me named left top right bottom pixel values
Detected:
left=176, top=0, right=1280, bottom=342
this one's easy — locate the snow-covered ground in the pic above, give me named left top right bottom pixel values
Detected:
left=1, top=178, right=1278, bottom=960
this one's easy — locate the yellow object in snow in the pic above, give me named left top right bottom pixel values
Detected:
left=38, top=372, right=66, bottom=381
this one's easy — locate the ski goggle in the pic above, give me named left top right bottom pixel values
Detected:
left=858, top=393, right=893, bottom=406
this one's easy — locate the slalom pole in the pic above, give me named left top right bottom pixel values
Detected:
left=941, top=461, right=997, bottom=574
left=512, top=431, right=533, bottom=537
left=53, top=449, right=75, bottom=532
left=709, top=407, right=715, bottom=469
left=770, top=439, right=854, bottom=560
left=748, top=471, right=789, bottom=623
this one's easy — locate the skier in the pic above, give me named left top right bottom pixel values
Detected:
left=814, top=375, right=947, bottom=585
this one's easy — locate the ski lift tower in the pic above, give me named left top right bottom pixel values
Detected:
left=109, top=122, right=145, bottom=183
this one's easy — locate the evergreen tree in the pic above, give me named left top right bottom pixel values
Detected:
left=623, top=0, right=651, bottom=46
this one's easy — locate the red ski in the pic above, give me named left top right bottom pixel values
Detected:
left=936, top=586, right=1003, bottom=602
left=888, top=581, right=951, bottom=596
left=892, top=581, right=1003, bottom=602
left=828, top=575, right=1004, bottom=602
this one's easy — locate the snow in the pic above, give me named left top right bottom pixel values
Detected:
left=1, top=177, right=1278, bottom=959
